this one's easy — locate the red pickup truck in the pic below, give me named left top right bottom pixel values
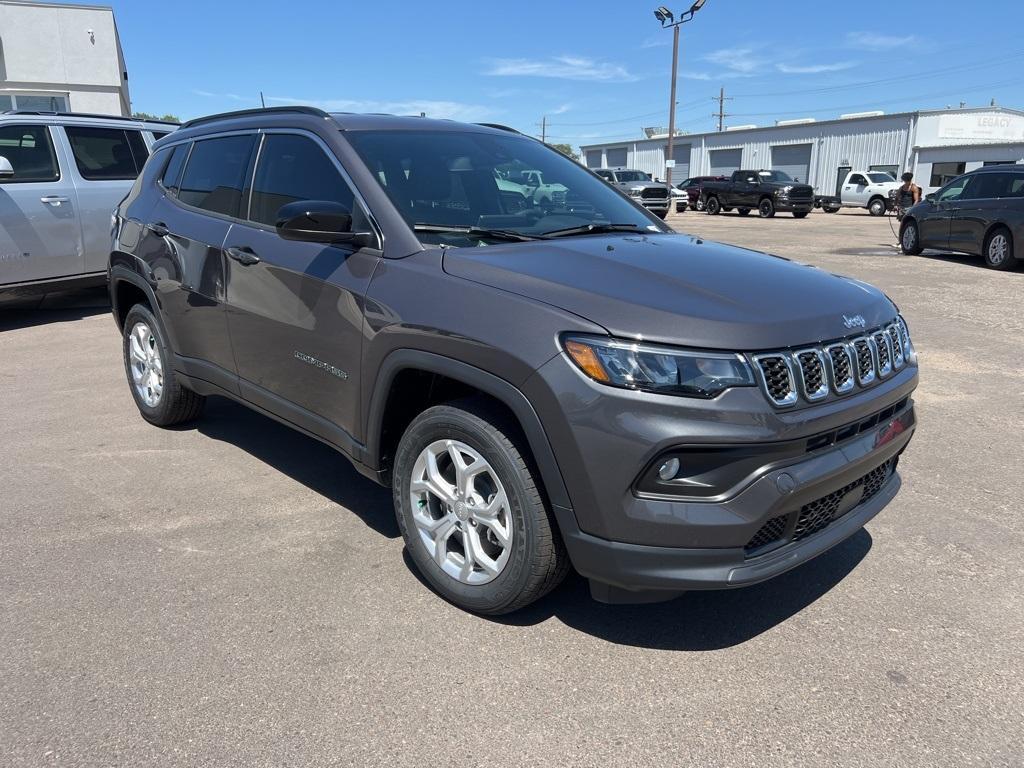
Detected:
left=675, top=175, right=726, bottom=212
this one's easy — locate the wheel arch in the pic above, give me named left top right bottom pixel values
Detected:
left=364, top=349, right=572, bottom=511
left=109, top=263, right=158, bottom=332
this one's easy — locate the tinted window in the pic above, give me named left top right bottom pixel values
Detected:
left=849, top=174, right=869, bottom=186
left=937, top=175, right=971, bottom=202
left=614, top=170, right=648, bottom=183
left=249, top=134, right=355, bottom=226
left=151, top=131, right=171, bottom=141
left=867, top=172, right=895, bottom=183
left=930, top=161, right=966, bottom=188
left=178, top=135, right=256, bottom=217
left=1009, top=174, right=1024, bottom=197
left=161, top=143, right=190, bottom=194
left=0, top=125, right=59, bottom=182
left=64, top=127, right=148, bottom=180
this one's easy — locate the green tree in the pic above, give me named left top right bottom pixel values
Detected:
left=550, top=143, right=580, bottom=161
left=132, top=111, right=181, bottom=123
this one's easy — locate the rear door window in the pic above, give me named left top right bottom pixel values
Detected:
left=248, top=133, right=357, bottom=226
left=0, top=124, right=60, bottom=183
left=177, top=134, right=256, bottom=217
left=64, top=126, right=149, bottom=180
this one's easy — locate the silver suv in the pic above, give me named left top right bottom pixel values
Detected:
left=594, top=167, right=670, bottom=218
left=0, top=111, right=176, bottom=301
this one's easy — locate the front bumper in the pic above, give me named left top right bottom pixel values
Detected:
left=774, top=197, right=814, bottom=213
left=525, top=353, right=917, bottom=596
left=637, top=198, right=670, bottom=213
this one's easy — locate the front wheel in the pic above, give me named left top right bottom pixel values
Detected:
left=393, top=403, right=569, bottom=615
left=984, top=227, right=1018, bottom=270
left=122, top=304, right=205, bottom=426
left=737, top=208, right=751, bottom=216
left=705, top=196, right=721, bottom=215
left=655, top=210, right=668, bottom=219
left=793, top=211, right=809, bottom=219
left=868, top=198, right=887, bottom=216
left=758, top=198, right=776, bottom=218
left=900, top=219, right=923, bottom=255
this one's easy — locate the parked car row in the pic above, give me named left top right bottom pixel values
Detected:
left=0, top=111, right=177, bottom=301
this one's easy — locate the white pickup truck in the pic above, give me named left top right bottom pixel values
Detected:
left=814, top=171, right=902, bottom=216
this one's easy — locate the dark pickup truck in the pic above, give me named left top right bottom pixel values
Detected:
left=701, top=170, right=814, bottom=218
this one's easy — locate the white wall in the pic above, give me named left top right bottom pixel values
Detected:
left=0, top=1, right=129, bottom=115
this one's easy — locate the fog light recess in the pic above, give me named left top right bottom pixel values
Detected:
left=658, top=458, right=681, bottom=481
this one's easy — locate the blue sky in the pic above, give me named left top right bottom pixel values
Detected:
left=117, top=0, right=1024, bottom=149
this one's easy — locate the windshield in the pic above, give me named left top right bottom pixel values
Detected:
left=347, top=130, right=665, bottom=245
left=613, top=170, right=649, bottom=183
left=868, top=172, right=896, bottom=183
left=756, top=170, right=793, bottom=183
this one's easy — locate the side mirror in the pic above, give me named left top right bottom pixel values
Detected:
left=275, top=200, right=374, bottom=247
left=925, top=193, right=936, bottom=203
left=0, top=155, right=14, bottom=179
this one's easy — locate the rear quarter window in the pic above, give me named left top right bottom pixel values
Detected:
left=64, top=126, right=148, bottom=181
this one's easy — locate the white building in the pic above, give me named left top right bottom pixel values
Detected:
left=580, top=107, right=1024, bottom=194
left=0, top=0, right=131, bottom=116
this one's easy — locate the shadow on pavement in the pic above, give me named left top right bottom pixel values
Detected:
left=492, top=529, right=873, bottom=651
left=0, top=286, right=110, bottom=331
left=919, top=251, right=1024, bottom=273
left=196, top=397, right=399, bottom=539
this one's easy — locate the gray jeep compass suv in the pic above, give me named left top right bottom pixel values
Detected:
left=109, top=107, right=918, bottom=614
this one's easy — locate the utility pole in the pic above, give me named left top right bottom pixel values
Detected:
left=712, top=87, right=732, bottom=132
left=665, top=23, right=679, bottom=188
left=538, top=115, right=547, bottom=143
left=260, top=91, right=266, bottom=108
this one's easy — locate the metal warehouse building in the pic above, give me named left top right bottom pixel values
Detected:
left=580, top=106, right=1024, bottom=194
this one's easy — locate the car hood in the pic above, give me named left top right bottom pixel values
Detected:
left=442, top=233, right=896, bottom=350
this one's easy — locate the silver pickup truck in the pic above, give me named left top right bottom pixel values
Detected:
left=594, top=167, right=671, bottom=219
left=0, top=111, right=175, bottom=302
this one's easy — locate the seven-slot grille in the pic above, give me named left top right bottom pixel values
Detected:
left=640, top=187, right=669, bottom=200
left=752, top=321, right=911, bottom=407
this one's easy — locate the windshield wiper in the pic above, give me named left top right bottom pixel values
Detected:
left=540, top=223, right=642, bottom=238
left=413, top=224, right=546, bottom=242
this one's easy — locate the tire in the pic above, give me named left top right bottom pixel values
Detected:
left=705, top=196, right=721, bottom=215
left=737, top=208, right=751, bottom=216
left=900, top=219, right=923, bottom=255
left=793, top=211, right=809, bottom=219
left=723, top=206, right=734, bottom=212
left=758, top=197, right=776, bottom=218
left=868, top=197, right=887, bottom=217
left=122, top=303, right=205, bottom=426
left=824, top=207, right=840, bottom=214
left=983, top=226, right=1018, bottom=271
left=655, top=210, right=668, bottom=220
left=393, top=402, right=569, bottom=615
left=676, top=202, right=687, bottom=213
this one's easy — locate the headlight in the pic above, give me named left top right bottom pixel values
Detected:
left=562, top=335, right=755, bottom=398
left=897, top=314, right=917, bottom=363
left=629, top=186, right=644, bottom=196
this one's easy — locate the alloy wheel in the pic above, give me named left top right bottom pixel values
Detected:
left=128, top=322, right=163, bottom=407
left=903, top=225, right=917, bottom=251
left=989, top=233, right=1008, bottom=265
left=409, top=439, right=513, bottom=585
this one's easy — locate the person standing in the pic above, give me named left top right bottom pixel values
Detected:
left=897, top=172, right=921, bottom=217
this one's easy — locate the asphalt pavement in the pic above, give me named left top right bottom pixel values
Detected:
left=1, top=209, right=1021, bottom=766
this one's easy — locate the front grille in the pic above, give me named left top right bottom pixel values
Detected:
left=754, top=355, right=796, bottom=406
left=750, top=320, right=912, bottom=408
left=796, top=349, right=828, bottom=400
left=787, top=186, right=814, bottom=201
left=641, top=187, right=668, bottom=200
left=743, top=457, right=897, bottom=555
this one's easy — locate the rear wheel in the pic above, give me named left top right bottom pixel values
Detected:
left=900, top=219, right=923, bottom=255
left=705, top=196, right=721, bottom=215
left=793, top=211, right=809, bottom=219
left=122, top=304, right=205, bottom=426
left=737, top=208, right=751, bottom=216
left=655, top=210, right=668, bottom=219
left=758, top=197, right=776, bottom=218
left=393, top=403, right=568, bottom=615
left=984, top=226, right=1018, bottom=270
left=824, top=206, right=840, bottom=213
left=868, top=197, right=887, bottom=216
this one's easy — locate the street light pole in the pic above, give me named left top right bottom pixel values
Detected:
left=654, top=1, right=708, bottom=190
left=666, top=23, right=679, bottom=188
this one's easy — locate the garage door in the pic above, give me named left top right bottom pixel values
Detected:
left=709, top=148, right=742, bottom=177
left=771, top=144, right=812, bottom=184
left=585, top=150, right=602, bottom=168
left=668, top=142, right=691, bottom=179
left=605, top=147, right=628, bottom=167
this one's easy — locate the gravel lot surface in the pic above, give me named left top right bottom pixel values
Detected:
left=1, top=209, right=1021, bottom=766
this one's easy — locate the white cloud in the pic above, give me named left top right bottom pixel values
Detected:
left=641, top=35, right=670, bottom=49
left=777, top=61, right=856, bottom=74
left=484, top=55, right=638, bottom=82
left=192, top=89, right=253, bottom=102
left=845, top=31, right=918, bottom=50
left=550, top=103, right=572, bottom=115
left=681, top=70, right=754, bottom=81
left=704, top=47, right=763, bottom=74
left=266, top=96, right=496, bottom=122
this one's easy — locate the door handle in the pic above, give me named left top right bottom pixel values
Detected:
left=40, top=195, right=70, bottom=206
left=226, top=246, right=260, bottom=266
left=148, top=222, right=170, bottom=237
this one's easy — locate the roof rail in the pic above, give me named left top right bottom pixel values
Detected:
left=2, top=110, right=180, bottom=125
left=179, top=106, right=331, bottom=130
left=476, top=122, right=522, bottom=134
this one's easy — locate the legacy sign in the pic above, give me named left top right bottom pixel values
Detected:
left=937, top=113, right=1024, bottom=142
